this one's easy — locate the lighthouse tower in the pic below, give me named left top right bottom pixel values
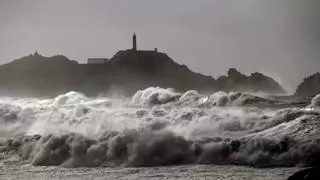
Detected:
left=132, top=33, right=137, bottom=50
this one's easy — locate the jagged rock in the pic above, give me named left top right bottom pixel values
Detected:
left=295, top=73, right=320, bottom=97
left=0, top=51, right=286, bottom=97
left=288, top=168, right=320, bottom=180
left=217, top=68, right=286, bottom=94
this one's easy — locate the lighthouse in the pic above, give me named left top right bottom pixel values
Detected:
left=133, top=33, right=137, bottom=50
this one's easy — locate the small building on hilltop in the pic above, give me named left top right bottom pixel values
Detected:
left=87, top=58, right=109, bottom=64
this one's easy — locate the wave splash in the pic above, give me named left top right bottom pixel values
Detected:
left=1, top=87, right=320, bottom=168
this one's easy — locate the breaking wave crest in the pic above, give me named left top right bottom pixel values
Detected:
left=130, top=87, right=278, bottom=107
left=311, top=94, right=320, bottom=108
left=1, top=87, right=320, bottom=168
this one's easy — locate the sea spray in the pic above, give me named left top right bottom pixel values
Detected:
left=311, top=94, right=320, bottom=108
left=1, top=88, right=320, bottom=168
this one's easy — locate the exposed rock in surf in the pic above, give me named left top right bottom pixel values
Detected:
left=288, top=168, right=320, bottom=180
left=217, top=68, right=286, bottom=95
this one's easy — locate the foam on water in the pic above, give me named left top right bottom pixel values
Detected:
left=311, top=94, right=320, bottom=108
left=0, top=87, right=320, bottom=168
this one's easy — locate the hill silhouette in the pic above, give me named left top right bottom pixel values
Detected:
left=0, top=50, right=286, bottom=97
left=295, top=73, right=320, bottom=97
left=217, top=68, right=285, bottom=94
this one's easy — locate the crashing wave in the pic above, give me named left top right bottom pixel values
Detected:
left=195, top=91, right=278, bottom=107
left=130, top=87, right=277, bottom=107
left=54, top=91, right=88, bottom=107
left=131, top=87, right=180, bottom=106
left=0, top=88, right=320, bottom=168
left=2, top=129, right=320, bottom=168
left=311, top=94, right=320, bottom=108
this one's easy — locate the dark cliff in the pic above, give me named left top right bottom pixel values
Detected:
left=217, top=68, right=286, bottom=94
left=295, top=73, right=320, bottom=97
left=0, top=51, right=286, bottom=97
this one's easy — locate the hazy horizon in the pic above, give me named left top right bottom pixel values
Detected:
left=1, top=0, right=319, bottom=93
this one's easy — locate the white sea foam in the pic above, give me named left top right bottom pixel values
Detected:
left=311, top=94, right=320, bottom=108
left=1, top=88, right=320, bottom=168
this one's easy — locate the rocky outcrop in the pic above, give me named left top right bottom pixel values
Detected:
left=288, top=168, right=320, bottom=180
left=295, top=73, right=320, bottom=97
left=217, top=68, right=286, bottom=94
left=0, top=51, right=286, bottom=97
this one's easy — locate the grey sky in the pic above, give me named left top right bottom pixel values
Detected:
left=0, top=0, right=319, bottom=93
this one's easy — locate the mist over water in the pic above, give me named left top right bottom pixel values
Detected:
left=1, top=87, right=320, bottom=169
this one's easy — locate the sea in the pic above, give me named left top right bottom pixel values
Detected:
left=1, top=87, right=319, bottom=180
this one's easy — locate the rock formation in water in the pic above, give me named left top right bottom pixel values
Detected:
left=0, top=51, right=286, bottom=97
left=217, top=68, right=285, bottom=94
left=295, top=73, right=320, bottom=97
left=288, top=168, right=320, bottom=180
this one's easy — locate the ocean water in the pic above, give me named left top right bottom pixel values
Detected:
left=1, top=164, right=299, bottom=180
left=1, top=87, right=319, bottom=179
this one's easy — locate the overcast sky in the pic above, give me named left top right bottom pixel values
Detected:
left=0, top=0, right=319, bottom=93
